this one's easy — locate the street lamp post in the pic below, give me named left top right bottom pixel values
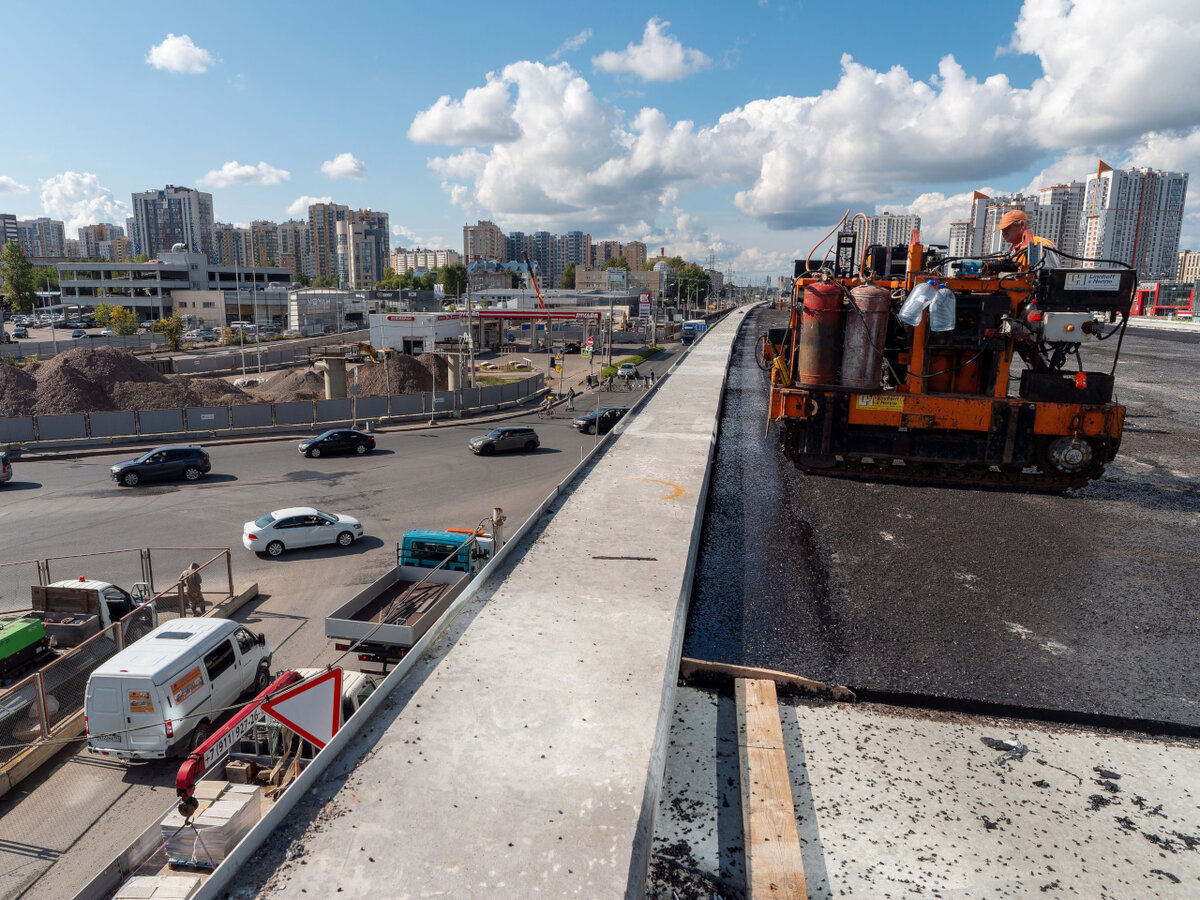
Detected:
left=46, top=275, right=58, bottom=354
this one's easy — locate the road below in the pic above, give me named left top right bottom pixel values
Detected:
left=0, top=344, right=679, bottom=900
left=685, top=310, right=1200, bottom=728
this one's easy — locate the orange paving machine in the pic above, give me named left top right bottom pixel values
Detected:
left=762, top=225, right=1137, bottom=490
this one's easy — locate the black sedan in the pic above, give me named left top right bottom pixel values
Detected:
left=571, top=407, right=629, bottom=435
left=111, top=445, right=211, bottom=486
left=298, top=429, right=376, bottom=458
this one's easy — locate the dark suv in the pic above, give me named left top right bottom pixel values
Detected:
left=111, top=445, right=211, bottom=486
left=571, top=407, right=629, bottom=435
left=468, top=426, right=540, bottom=455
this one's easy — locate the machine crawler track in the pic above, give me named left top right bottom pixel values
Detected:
left=789, top=453, right=1103, bottom=493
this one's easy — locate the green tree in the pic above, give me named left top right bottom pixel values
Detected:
left=93, top=302, right=115, bottom=327
left=560, top=262, right=576, bottom=289
left=0, top=242, right=37, bottom=312
left=677, top=263, right=711, bottom=306
left=109, top=306, right=139, bottom=335
left=416, top=272, right=437, bottom=291
left=37, top=265, right=59, bottom=292
left=295, top=272, right=312, bottom=287
left=312, top=276, right=338, bottom=287
left=135, top=253, right=150, bottom=263
left=376, top=266, right=400, bottom=290
left=441, top=262, right=468, bottom=298
left=605, top=256, right=628, bottom=269
left=160, top=311, right=185, bottom=351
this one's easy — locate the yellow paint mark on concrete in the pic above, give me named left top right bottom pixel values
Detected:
left=633, top=477, right=685, bottom=500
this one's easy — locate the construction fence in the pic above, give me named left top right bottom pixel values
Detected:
left=0, top=549, right=234, bottom=768
left=0, top=373, right=545, bottom=444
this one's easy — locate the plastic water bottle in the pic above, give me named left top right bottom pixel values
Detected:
left=898, top=282, right=936, bottom=326
left=929, top=281, right=957, bottom=332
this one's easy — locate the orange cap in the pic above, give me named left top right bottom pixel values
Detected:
left=996, top=209, right=1029, bottom=230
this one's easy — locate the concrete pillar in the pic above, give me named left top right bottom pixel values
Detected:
left=322, top=355, right=348, bottom=399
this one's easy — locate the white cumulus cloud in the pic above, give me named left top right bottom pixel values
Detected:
left=198, top=161, right=291, bottom=188
left=146, top=34, right=215, bottom=74
left=592, top=18, right=710, bottom=82
left=409, top=75, right=521, bottom=145
left=286, top=195, right=332, bottom=218
left=552, top=29, right=592, bottom=60
left=320, top=153, right=367, bottom=180
left=0, top=176, right=30, bottom=194
left=39, top=172, right=129, bottom=235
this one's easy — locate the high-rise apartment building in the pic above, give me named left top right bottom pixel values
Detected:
left=131, top=185, right=216, bottom=263
left=17, top=217, right=66, bottom=257
left=278, top=220, right=310, bottom=279
left=1080, top=161, right=1189, bottom=279
left=554, top=231, right=591, bottom=285
left=1035, top=182, right=1084, bottom=258
left=392, top=248, right=462, bottom=272
left=593, top=240, right=623, bottom=267
left=1176, top=249, right=1200, bottom=283
left=249, top=221, right=281, bottom=268
left=310, top=202, right=351, bottom=281
left=623, top=240, right=647, bottom=271
left=948, top=222, right=970, bottom=257
left=336, top=212, right=391, bottom=289
left=125, top=216, right=141, bottom=258
left=982, top=196, right=1039, bottom=255
left=1, top=213, right=21, bottom=248
left=464, top=220, right=507, bottom=262
left=78, top=223, right=126, bottom=260
left=851, top=212, right=920, bottom=250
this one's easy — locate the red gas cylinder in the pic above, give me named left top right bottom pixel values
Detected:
left=840, top=284, right=891, bottom=389
left=797, top=282, right=845, bottom=385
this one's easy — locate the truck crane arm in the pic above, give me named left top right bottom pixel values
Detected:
left=522, top=251, right=548, bottom=311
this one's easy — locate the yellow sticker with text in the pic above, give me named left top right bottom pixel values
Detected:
left=855, top=394, right=905, bottom=412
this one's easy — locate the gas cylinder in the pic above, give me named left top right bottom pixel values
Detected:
left=797, top=282, right=845, bottom=385
left=840, top=284, right=890, bottom=389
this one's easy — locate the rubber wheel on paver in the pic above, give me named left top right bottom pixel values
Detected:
left=189, top=720, right=211, bottom=753
left=525, top=440, right=538, bottom=451
left=355, top=443, right=367, bottom=454
left=265, top=540, right=284, bottom=557
left=480, top=445, right=495, bottom=456
left=122, top=471, right=140, bottom=486
left=254, top=665, right=270, bottom=694
left=183, top=466, right=201, bottom=481
left=337, top=531, right=354, bottom=546
left=308, top=446, right=321, bottom=458
left=585, top=425, right=594, bottom=435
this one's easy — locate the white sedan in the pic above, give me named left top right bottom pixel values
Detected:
left=242, top=507, right=364, bottom=557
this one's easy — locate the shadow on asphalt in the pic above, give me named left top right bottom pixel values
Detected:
left=253, top=536, right=386, bottom=561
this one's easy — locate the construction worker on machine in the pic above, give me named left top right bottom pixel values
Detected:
left=997, top=209, right=1059, bottom=269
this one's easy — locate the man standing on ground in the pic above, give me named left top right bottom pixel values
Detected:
left=180, top=562, right=204, bottom=616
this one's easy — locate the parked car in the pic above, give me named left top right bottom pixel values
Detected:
left=0, top=450, right=11, bottom=484
left=298, top=429, right=376, bottom=458
left=140, top=320, right=157, bottom=329
left=562, top=341, right=581, bottom=354
left=111, top=445, right=211, bottom=486
left=1, top=331, right=10, bottom=343
left=617, top=362, right=636, bottom=378
left=572, top=406, right=630, bottom=435
left=468, top=426, right=540, bottom=455
left=242, top=507, right=364, bottom=557
left=71, top=329, right=88, bottom=339
left=99, top=327, right=114, bottom=336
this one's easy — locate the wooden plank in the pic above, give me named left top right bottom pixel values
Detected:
left=681, top=656, right=855, bottom=702
left=736, top=677, right=807, bottom=899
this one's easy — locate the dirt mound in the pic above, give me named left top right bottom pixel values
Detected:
left=62, top=345, right=167, bottom=386
left=33, top=358, right=116, bottom=415
left=355, top=352, right=449, bottom=396
left=247, top=367, right=326, bottom=402
left=185, top=376, right=252, bottom=407
left=111, top=380, right=204, bottom=411
left=0, top=365, right=38, bottom=416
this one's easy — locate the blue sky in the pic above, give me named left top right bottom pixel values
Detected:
left=2, top=0, right=1198, bottom=280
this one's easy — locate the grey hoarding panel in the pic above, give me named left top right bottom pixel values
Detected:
left=433, top=391, right=455, bottom=413
left=231, top=404, right=272, bottom=427
left=391, top=395, right=423, bottom=416
left=139, top=409, right=185, bottom=434
left=0, top=417, right=36, bottom=442
left=316, top=398, right=353, bottom=422
left=37, top=414, right=88, bottom=440
left=89, top=411, right=137, bottom=437
left=460, top=388, right=482, bottom=410
left=274, top=401, right=314, bottom=425
left=187, top=407, right=230, bottom=430
left=480, top=385, right=503, bottom=407
left=355, top=396, right=388, bottom=418
left=501, top=382, right=519, bottom=403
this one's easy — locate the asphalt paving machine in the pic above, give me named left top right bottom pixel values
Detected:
left=762, top=224, right=1136, bottom=490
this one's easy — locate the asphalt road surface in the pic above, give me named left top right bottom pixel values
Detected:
left=0, top=348, right=678, bottom=900
left=685, top=310, right=1200, bottom=729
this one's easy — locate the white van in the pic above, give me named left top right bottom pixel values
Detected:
left=85, top=618, right=271, bottom=761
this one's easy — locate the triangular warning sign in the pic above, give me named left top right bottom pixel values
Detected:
left=262, top=668, right=343, bottom=749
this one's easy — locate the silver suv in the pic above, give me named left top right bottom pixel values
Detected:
left=468, top=427, right=540, bottom=455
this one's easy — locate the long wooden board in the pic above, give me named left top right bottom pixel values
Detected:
left=736, top=677, right=807, bottom=899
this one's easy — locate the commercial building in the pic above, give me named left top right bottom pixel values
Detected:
left=57, top=249, right=290, bottom=322
left=1080, top=161, right=1189, bottom=279
left=130, top=185, right=216, bottom=264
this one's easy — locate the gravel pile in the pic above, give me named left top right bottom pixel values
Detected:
left=247, top=367, right=326, bottom=402
left=0, top=365, right=38, bottom=416
left=355, top=352, right=448, bottom=396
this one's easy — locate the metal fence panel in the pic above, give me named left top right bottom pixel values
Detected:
left=480, top=385, right=503, bottom=407
left=460, top=388, right=482, bottom=410
left=44, top=547, right=146, bottom=589
left=0, top=559, right=41, bottom=615
left=0, top=672, right=41, bottom=766
left=0, top=416, right=36, bottom=442
left=36, top=414, right=87, bottom=440
left=139, top=409, right=184, bottom=434
left=89, top=410, right=137, bottom=438
left=355, top=396, right=387, bottom=418
left=231, top=404, right=272, bottom=427
left=39, top=625, right=122, bottom=731
left=432, top=390, right=455, bottom=414
left=391, top=394, right=423, bottom=415
left=186, top=407, right=230, bottom=430
left=316, top=398, right=353, bottom=422
left=274, top=401, right=314, bottom=425
left=501, top=382, right=520, bottom=403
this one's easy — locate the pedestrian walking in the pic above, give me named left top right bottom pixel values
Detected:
left=650, top=370, right=656, bottom=386
left=567, top=387, right=576, bottom=411
left=180, top=562, right=204, bottom=616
